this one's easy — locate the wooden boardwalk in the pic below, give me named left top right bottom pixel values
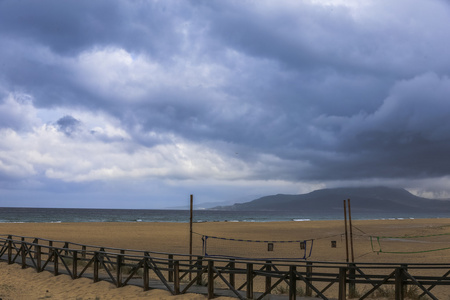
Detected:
left=1, top=234, right=450, bottom=299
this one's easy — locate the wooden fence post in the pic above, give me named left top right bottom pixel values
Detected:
left=53, top=248, right=59, bottom=276
left=33, top=238, right=39, bottom=260
left=306, top=262, right=312, bottom=297
left=98, top=248, right=105, bottom=272
left=289, top=265, right=296, bottom=300
left=21, top=242, right=26, bottom=269
left=7, top=235, right=12, bottom=264
left=49, top=241, right=53, bottom=261
left=117, top=250, right=126, bottom=287
left=395, top=266, right=405, bottom=300
left=265, top=261, right=272, bottom=295
left=36, top=245, right=42, bottom=272
left=82, top=245, right=86, bottom=259
left=64, top=242, right=69, bottom=256
left=168, top=254, right=174, bottom=282
left=174, top=260, right=180, bottom=295
left=143, top=256, right=149, bottom=291
left=93, top=252, right=99, bottom=283
left=349, top=263, right=356, bottom=298
left=208, top=260, right=214, bottom=299
left=72, top=250, right=78, bottom=279
left=229, top=259, right=235, bottom=288
left=247, top=263, right=254, bottom=300
left=196, top=256, right=203, bottom=285
left=116, top=254, right=122, bottom=287
left=338, top=267, right=347, bottom=300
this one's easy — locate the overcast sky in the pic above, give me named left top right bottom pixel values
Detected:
left=1, top=0, right=450, bottom=209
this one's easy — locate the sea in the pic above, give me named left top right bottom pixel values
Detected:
left=0, top=207, right=449, bottom=223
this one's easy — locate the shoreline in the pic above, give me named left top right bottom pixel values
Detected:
left=0, top=215, right=447, bottom=224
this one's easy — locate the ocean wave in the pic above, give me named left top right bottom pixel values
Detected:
left=0, top=221, right=25, bottom=223
left=0, top=207, right=444, bottom=223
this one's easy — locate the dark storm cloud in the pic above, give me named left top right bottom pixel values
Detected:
left=1, top=0, right=450, bottom=204
left=184, top=1, right=450, bottom=183
left=0, top=0, right=196, bottom=110
left=0, top=0, right=189, bottom=56
left=198, top=1, right=448, bottom=77
left=299, top=73, right=450, bottom=181
left=56, top=115, right=81, bottom=136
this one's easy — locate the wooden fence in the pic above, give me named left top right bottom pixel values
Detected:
left=1, top=234, right=450, bottom=299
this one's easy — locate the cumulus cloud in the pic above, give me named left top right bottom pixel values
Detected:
left=0, top=94, right=39, bottom=131
left=0, top=97, right=257, bottom=185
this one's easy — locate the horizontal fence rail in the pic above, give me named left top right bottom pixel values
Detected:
left=1, top=234, right=450, bottom=299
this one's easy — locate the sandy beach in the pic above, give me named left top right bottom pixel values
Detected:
left=1, top=218, right=450, bottom=299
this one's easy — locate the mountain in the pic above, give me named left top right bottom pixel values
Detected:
left=212, top=186, right=450, bottom=213
left=167, top=195, right=261, bottom=210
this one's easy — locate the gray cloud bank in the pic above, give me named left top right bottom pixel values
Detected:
left=1, top=0, right=450, bottom=208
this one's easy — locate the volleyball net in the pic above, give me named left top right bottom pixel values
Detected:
left=201, top=234, right=314, bottom=260
left=371, top=232, right=450, bottom=254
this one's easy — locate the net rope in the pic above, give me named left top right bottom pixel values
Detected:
left=371, top=232, right=450, bottom=254
left=199, top=234, right=314, bottom=260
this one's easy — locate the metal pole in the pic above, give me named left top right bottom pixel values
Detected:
left=189, top=194, right=193, bottom=281
left=343, top=199, right=349, bottom=263
left=348, top=199, right=355, bottom=263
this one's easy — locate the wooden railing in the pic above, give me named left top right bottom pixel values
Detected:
left=1, top=234, right=450, bottom=299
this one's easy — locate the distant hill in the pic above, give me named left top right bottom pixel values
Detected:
left=212, top=186, right=450, bottom=213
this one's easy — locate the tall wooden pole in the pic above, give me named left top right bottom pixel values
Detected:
left=343, top=199, right=349, bottom=263
left=348, top=199, right=355, bottom=263
left=189, top=194, right=193, bottom=280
